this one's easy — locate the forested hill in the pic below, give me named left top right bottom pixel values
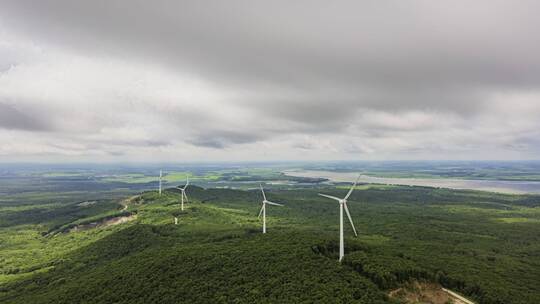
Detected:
left=1, top=185, right=539, bottom=303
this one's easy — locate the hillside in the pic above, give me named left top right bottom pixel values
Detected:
left=1, top=185, right=540, bottom=303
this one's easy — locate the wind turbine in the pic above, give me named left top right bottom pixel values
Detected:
left=258, top=184, right=283, bottom=234
left=177, top=177, right=189, bottom=211
left=159, top=170, right=163, bottom=196
left=318, top=175, right=360, bottom=262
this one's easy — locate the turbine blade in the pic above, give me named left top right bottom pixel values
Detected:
left=344, top=174, right=361, bottom=200
left=258, top=204, right=264, bottom=218
left=260, top=184, right=267, bottom=201
left=183, top=192, right=188, bottom=202
left=265, top=201, right=283, bottom=206
left=318, top=193, right=342, bottom=201
left=186, top=176, right=190, bottom=187
left=343, top=202, right=358, bottom=237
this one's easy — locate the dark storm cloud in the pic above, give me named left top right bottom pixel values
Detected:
left=0, top=102, right=52, bottom=131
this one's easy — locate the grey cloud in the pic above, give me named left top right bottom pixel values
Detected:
left=188, top=130, right=265, bottom=149
left=1, top=1, right=540, bottom=159
left=108, top=151, right=125, bottom=156
left=0, top=102, right=53, bottom=131
left=96, top=139, right=171, bottom=148
left=291, top=142, right=316, bottom=150
left=187, top=138, right=226, bottom=149
left=250, top=96, right=358, bottom=131
left=3, top=1, right=540, bottom=102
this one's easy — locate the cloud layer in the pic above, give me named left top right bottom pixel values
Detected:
left=1, top=0, right=540, bottom=161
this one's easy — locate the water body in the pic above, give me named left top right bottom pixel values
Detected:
left=283, top=170, right=540, bottom=194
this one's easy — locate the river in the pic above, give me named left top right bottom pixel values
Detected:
left=283, top=170, right=540, bottom=194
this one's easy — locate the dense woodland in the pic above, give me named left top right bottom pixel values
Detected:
left=1, top=182, right=539, bottom=303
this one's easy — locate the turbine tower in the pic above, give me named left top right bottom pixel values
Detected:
left=159, top=170, right=162, bottom=196
left=178, top=177, right=189, bottom=211
left=318, top=175, right=360, bottom=262
left=258, top=184, right=283, bottom=233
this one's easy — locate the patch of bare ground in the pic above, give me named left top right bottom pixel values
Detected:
left=119, top=195, right=141, bottom=211
left=389, top=282, right=475, bottom=304
left=68, top=214, right=137, bottom=232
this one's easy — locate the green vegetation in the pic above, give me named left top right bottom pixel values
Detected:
left=100, top=171, right=222, bottom=184
left=0, top=180, right=539, bottom=303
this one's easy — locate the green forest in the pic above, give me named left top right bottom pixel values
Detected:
left=1, top=183, right=539, bottom=303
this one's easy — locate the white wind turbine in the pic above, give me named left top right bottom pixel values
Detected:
left=318, top=175, right=360, bottom=262
left=258, top=184, right=283, bottom=234
left=158, top=170, right=163, bottom=196
left=177, top=177, right=189, bottom=211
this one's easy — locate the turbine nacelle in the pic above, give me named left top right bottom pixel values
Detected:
left=178, top=176, right=189, bottom=191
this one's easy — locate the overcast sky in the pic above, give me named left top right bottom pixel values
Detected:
left=1, top=1, right=539, bottom=162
